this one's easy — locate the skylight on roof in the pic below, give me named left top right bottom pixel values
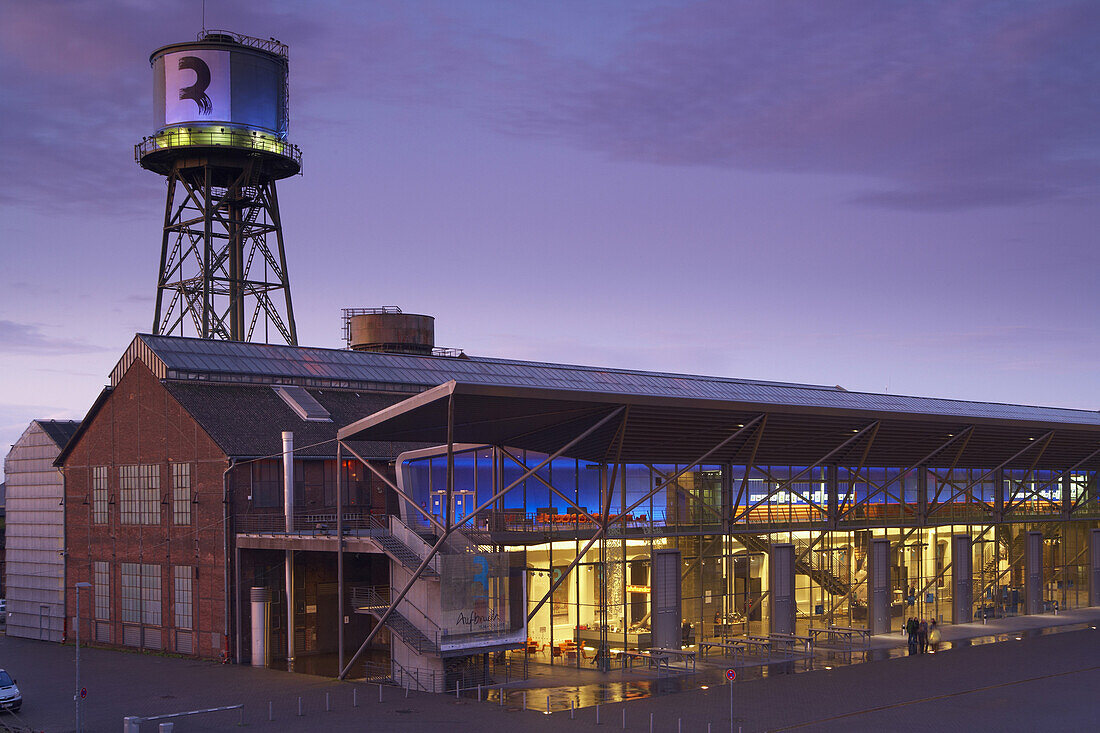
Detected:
left=273, top=385, right=332, bottom=422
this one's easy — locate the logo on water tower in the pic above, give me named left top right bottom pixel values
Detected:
left=163, top=50, right=229, bottom=124
left=178, top=56, right=213, bottom=114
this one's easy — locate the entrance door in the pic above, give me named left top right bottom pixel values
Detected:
left=430, top=490, right=476, bottom=525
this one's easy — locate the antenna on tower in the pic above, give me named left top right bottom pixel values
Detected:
left=201, top=0, right=206, bottom=33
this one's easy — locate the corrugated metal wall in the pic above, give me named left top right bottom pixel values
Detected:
left=3, top=422, right=66, bottom=642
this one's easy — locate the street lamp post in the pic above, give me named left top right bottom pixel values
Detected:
left=74, top=581, right=91, bottom=733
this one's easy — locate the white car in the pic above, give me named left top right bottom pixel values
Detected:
left=0, top=669, right=21, bottom=713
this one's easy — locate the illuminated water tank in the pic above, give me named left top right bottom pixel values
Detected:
left=349, top=312, right=435, bottom=356
left=138, top=31, right=299, bottom=178
left=136, top=30, right=301, bottom=345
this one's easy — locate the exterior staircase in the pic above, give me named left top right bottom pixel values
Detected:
left=738, top=534, right=851, bottom=596
left=369, top=516, right=440, bottom=579
left=351, top=585, right=439, bottom=655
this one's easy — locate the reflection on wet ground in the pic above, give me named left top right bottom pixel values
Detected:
left=479, top=621, right=1095, bottom=712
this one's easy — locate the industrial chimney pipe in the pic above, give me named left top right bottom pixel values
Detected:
left=283, top=431, right=295, bottom=670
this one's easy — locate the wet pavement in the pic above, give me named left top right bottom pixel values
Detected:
left=1, top=608, right=1098, bottom=731
left=481, top=608, right=1100, bottom=713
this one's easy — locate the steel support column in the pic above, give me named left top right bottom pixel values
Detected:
left=769, top=543, right=795, bottom=636
left=1089, top=529, right=1100, bottom=607
left=867, top=537, right=891, bottom=635
left=952, top=534, right=973, bottom=624
left=1024, top=531, right=1044, bottom=615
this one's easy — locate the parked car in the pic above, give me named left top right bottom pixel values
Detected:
left=0, top=669, right=21, bottom=713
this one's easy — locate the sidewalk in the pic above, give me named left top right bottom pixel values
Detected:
left=1, top=609, right=1097, bottom=732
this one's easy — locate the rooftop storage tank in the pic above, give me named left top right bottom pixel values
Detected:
left=348, top=311, right=435, bottom=356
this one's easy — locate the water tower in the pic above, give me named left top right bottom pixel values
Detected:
left=136, top=30, right=301, bottom=344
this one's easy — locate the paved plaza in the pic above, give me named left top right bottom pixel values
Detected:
left=1, top=609, right=1098, bottom=732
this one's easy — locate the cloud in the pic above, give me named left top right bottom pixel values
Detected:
left=328, top=1, right=1100, bottom=212
left=0, top=1, right=327, bottom=213
left=4, top=1, right=1098, bottom=215
left=521, top=1, right=1100, bottom=210
left=0, top=320, right=107, bottom=354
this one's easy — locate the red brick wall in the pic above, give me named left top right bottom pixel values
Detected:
left=63, top=361, right=230, bottom=659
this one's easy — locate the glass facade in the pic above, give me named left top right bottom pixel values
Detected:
left=397, top=445, right=1099, bottom=666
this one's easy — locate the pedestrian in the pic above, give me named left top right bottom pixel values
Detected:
left=905, top=616, right=918, bottom=655
left=928, top=619, right=940, bottom=653
left=917, top=618, right=929, bottom=654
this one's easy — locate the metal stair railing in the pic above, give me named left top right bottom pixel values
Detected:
left=368, top=515, right=440, bottom=578
left=739, top=534, right=851, bottom=597
left=351, top=585, right=440, bottom=656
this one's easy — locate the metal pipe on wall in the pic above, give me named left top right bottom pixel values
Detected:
left=283, top=431, right=295, bottom=670
left=250, top=587, right=270, bottom=666
left=336, top=442, right=345, bottom=675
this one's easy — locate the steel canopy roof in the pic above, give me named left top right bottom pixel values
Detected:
left=339, top=381, right=1100, bottom=471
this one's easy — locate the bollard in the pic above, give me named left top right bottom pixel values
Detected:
left=572, top=700, right=575, bottom=720
left=456, top=683, right=460, bottom=699
left=379, top=683, right=383, bottom=703
left=547, top=696, right=550, bottom=715
left=523, top=691, right=527, bottom=710
left=678, top=718, right=682, bottom=733
left=405, top=685, right=409, bottom=699
left=269, top=701, right=274, bottom=721
left=353, top=688, right=358, bottom=708
left=596, top=702, right=600, bottom=725
left=326, top=692, right=331, bottom=711
left=650, top=711, right=654, bottom=732
left=708, top=724, right=712, bottom=733
left=298, top=696, right=303, bottom=717
left=159, top=723, right=174, bottom=733
left=622, top=707, right=625, bottom=729
left=240, top=707, right=244, bottom=726
left=478, top=684, right=482, bottom=702
left=500, top=689, right=504, bottom=707
left=123, top=716, right=141, bottom=733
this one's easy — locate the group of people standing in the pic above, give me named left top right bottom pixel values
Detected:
left=905, top=616, right=940, bottom=654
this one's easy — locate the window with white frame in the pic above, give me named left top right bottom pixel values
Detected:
left=141, top=564, right=162, bottom=626
left=92, top=466, right=109, bottom=524
left=94, top=561, right=110, bottom=620
left=120, top=464, right=161, bottom=525
left=174, top=566, right=193, bottom=630
left=172, top=463, right=191, bottom=525
left=120, top=562, right=161, bottom=626
left=120, top=563, right=141, bottom=624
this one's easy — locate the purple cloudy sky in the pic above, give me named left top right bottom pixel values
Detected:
left=1, top=1, right=1098, bottom=474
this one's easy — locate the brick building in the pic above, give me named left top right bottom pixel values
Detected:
left=57, top=331, right=1100, bottom=689
left=58, top=334, right=421, bottom=661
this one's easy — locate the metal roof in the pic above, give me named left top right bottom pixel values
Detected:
left=339, top=382, right=1100, bottom=470
left=115, top=334, right=1100, bottom=429
left=35, top=420, right=81, bottom=450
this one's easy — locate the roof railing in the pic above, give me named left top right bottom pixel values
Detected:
left=199, top=29, right=289, bottom=58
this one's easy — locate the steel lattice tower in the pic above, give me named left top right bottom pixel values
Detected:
left=136, top=30, right=301, bottom=344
